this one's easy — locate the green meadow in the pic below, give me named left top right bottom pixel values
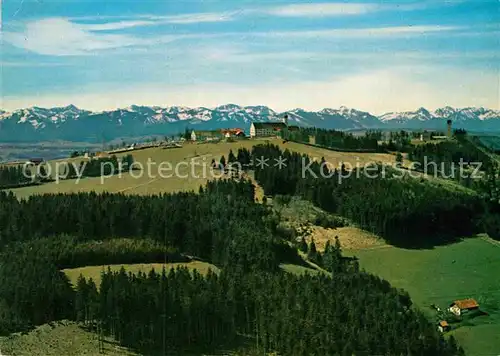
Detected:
left=345, top=236, right=500, bottom=355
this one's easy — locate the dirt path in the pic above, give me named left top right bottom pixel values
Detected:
left=114, top=177, right=160, bottom=193
left=296, top=250, right=329, bottom=274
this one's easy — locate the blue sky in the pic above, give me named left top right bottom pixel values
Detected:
left=1, top=0, right=499, bottom=113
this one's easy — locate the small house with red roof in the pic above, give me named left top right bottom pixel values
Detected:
left=437, top=320, right=450, bottom=333
left=449, top=298, right=479, bottom=316
left=221, top=128, right=245, bottom=138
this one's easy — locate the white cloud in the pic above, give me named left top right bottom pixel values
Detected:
left=4, top=15, right=463, bottom=56
left=3, top=66, right=498, bottom=114
left=266, top=3, right=379, bottom=17
left=264, top=1, right=468, bottom=17
left=68, top=11, right=238, bottom=27
left=262, top=25, right=461, bottom=38
left=2, top=18, right=182, bottom=55
left=80, top=20, right=159, bottom=31
left=193, top=48, right=500, bottom=64
left=154, top=12, right=237, bottom=24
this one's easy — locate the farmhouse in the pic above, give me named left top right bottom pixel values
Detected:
left=191, top=130, right=222, bottom=141
left=221, top=128, right=245, bottom=138
left=437, top=320, right=450, bottom=333
left=449, top=298, right=479, bottom=316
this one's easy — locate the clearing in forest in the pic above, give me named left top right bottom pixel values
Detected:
left=63, top=261, right=219, bottom=288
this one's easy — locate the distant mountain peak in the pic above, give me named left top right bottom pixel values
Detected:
left=0, top=104, right=498, bottom=143
left=216, top=104, right=242, bottom=111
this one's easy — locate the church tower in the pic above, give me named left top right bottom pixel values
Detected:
left=282, top=113, right=289, bottom=126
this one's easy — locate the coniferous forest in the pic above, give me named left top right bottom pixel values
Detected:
left=0, top=165, right=38, bottom=189
left=0, top=173, right=466, bottom=354
left=247, top=144, right=500, bottom=247
left=283, top=128, right=381, bottom=151
left=0, top=154, right=135, bottom=190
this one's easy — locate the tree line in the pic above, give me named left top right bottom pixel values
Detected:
left=283, top=128, right=381, bottom=151
left=0, top=178, right=464, bottom=354
left=0, top=179, right=284, bottom=269
left=0, top=180, right=284, bottom=335
left=245, top=143, right=500, bottom=246
left=0, top=154, right=135, bottom=189
left=73, top=255, right=463, bottom=355
left=408, top=140, right=492, bottom=174
left=0, top=165, right=34, bottom=189
left=70, top=154, right=135, bottom=178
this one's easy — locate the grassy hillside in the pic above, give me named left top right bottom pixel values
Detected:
left=0, top=321, right=139, bottom=356
left=8, top=138, right=395, bottom=199
left=0, top=321, right=255, bottom=356
left=63, top=261, right=219, bottom=288
left=344, top=236, right=500, bottom=355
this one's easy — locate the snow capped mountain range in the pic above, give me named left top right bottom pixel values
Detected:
left=0, top=104, right=499, bottom=142
left=379, top=106, right=500, bottom=125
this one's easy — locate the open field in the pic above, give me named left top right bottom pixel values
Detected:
left=308, top=226, right=386, bottom=251
left=344, top=236, right=500, bottom=355
left=6, top=137, right=474, bottom=200
left=7, top=138, right=396, bottom=199
left=63, top=261, right=219, bottom=288
left=280, top=263, right=322, bottom=276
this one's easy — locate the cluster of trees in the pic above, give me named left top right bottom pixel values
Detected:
left=211, top=149, right=251, bottom=170
left=408, top=140, right=492, bottom=175
left=4, top=236, right=185, bottom=270
left=74, top=154, right=134, bottom=178
left=379, top=130, right=413, bottom=152
left=72, top=262, right=464, bottom=355
left=0, top=165, right=33, bottom=189
left=0, top=247, right=75, bottom=334
left=0, top=176, right=466, bottom=354
left=0, top=180, right=283, bottom=268
left=250, top=144, right=491, bottom=246
left=300, top=236, right=352, bottom=273
left=70, top=151, right=86, bottom=158
left=0, top=180, right=283, bottom=332
left=283, top=128, right=380, bottom=151
left=407, top=139, right=500, bottom=201
left=0, top=154, right=135, bottom=189
left=0, top=235, right=187, bottom=334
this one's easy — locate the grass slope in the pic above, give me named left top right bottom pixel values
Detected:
left=0, top=321, right=256, bottom=356
left=8, top=138, right=396, bottom=199
left=0, top=321, right=139, bottom=356
left=344, top=236, right=500, bottom=355
left=279, top=263, right=322, bottom=276
left=63, top=261, right=219, bottom=288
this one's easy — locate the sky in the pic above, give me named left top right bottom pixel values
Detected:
left=1, top=0, right=499, bottom=114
